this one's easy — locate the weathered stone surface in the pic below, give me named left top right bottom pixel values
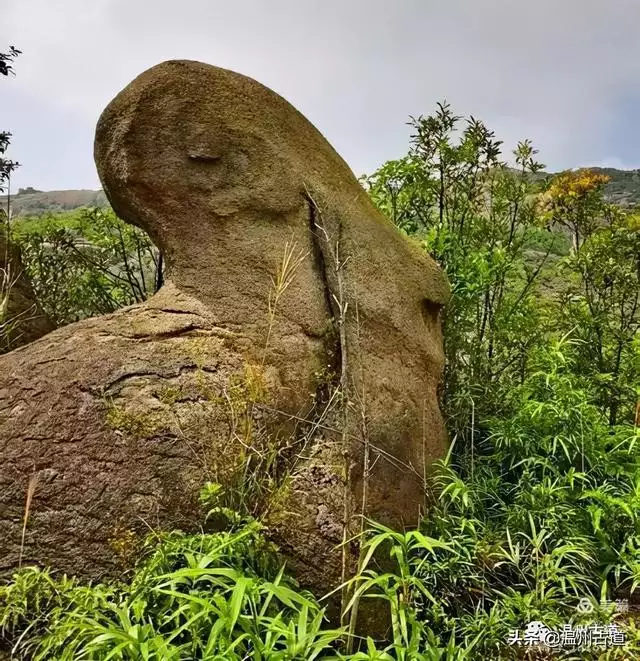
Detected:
left=0, top=61, right=449, bottom=599
left=0, top=230, right=54, bottom=352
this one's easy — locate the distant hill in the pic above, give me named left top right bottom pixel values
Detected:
left=590, top=167, right=640, bottom=207
left=511, top=167, right=640, bottom=207
left=3, top=167, right=640, bottom=218
left=0, top=188, right=108, bottom=218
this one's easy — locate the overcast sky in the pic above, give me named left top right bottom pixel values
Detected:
left=3, top=0, right=640, bottom=191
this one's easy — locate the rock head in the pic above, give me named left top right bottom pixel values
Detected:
left=0, top=61, right=449, bottom=599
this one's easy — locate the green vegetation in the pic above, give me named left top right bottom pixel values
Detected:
left=1, top=189, right=108, bottom=218
left=0, top=516, right=344, bottom=660
left=1, top=45, right=23, bottom=354
left=11, top=207, right=162, bottom=325
left=1, top=102, right=639, bottom=658
left=0, top=46, right=21, bottom=196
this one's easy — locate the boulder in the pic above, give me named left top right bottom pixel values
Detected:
left=0, top=229, right=54, bottom=352
left=0, top=61, right=449, bottom=600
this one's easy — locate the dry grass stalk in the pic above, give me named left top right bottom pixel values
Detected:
left=18, top=472, right=39, bottom=568
left=346, top=301, right=371, bottom=652
left=262, top=239, right=308, bottom=366
left=304, top=188, right=353, bottom=628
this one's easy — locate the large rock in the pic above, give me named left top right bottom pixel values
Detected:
left=0, top=61, right=449, bottom=598
left=0, top=229, right=54, bottom=352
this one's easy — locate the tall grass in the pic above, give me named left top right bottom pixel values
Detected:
left=1, top=517, right=344, bottom=660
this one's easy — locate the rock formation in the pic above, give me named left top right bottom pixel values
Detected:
left=0, top=229, right=54, bottom=352
left=0, top=61, right=449, bottom=599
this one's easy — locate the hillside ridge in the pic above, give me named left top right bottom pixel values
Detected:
left=1, top=188, right=108, bottom=217
left=3, top=167, right=640, bottom=217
